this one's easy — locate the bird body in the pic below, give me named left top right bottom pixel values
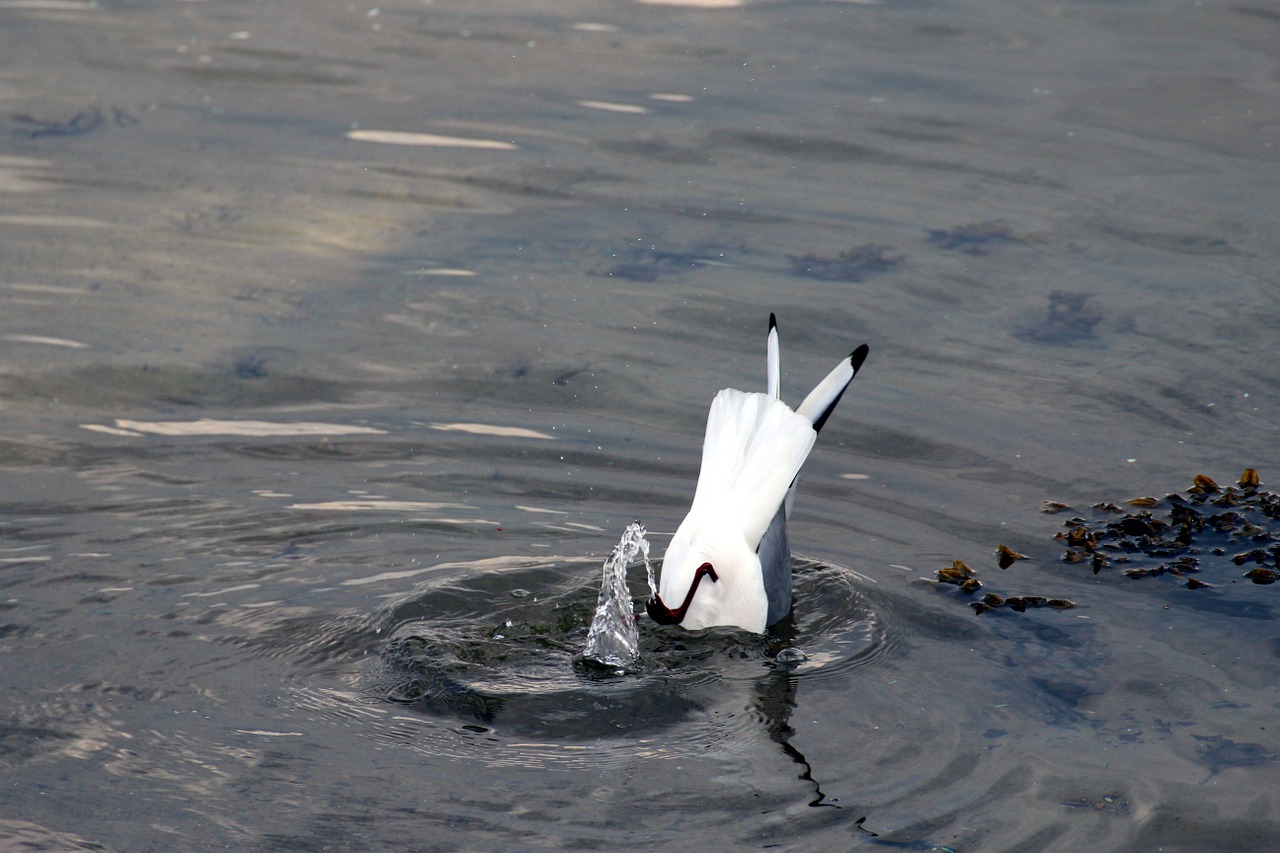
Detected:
left=647, top=316, right=868, bottom=633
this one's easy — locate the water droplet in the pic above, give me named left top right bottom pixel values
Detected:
left=774, top=647, right=808, bottom=665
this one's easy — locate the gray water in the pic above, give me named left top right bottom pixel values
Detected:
left=2, top=0, right=1279, bottom=850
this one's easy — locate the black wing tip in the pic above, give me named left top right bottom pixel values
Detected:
left=811, top=344, right=869, bottom=434
left=811, top=398, right=842, bottom=434
left=848, top=343, right=870, bottom=374
left=769, top=312, right=778, bottom=333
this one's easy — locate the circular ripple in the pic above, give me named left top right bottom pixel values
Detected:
left=318, top=553, right=902, bottom=770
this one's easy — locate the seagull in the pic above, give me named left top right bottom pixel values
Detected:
left=646, top=315, right=869, bottom=633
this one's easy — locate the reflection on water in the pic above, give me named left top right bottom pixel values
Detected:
left=2, top=0, right=1279, bottom=849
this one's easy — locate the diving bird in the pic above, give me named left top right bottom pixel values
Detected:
left=646, top=315, right=869, bottom=633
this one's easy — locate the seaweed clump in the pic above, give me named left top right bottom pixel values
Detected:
left=1049, top=469, right=1280, bottom=587
left=932, top=554, right=1076, bottom=615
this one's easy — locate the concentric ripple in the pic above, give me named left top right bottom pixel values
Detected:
left=325, top=553, right=902, bottom=770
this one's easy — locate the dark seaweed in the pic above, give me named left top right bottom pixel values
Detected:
left=1018, top=290, right=1103, bottom=344
left=788, top=244, right=903, bottom=282
left=927, top=220, right=1019, bottom=255
left=932, top=558, right=1076, bottom=616
left=1050, top=470, right=1280, bottom=587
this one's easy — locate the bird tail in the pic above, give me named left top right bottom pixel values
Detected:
left=689, top=389, right=816, bottom=548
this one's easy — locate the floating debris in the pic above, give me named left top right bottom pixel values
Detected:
left=1244, top=568, right=1278, bottom=585
left=1189, top=474, right=1220, bottom=494
left=946, top=469, right=1277, bottom=619
left=1053, top=470, right=1280, bottom=587
left=789, top=243, right=903, bottom=282
left=936, top=559, right=980, bottom=593
left=996, top=544, right=1027, bottom=569
left=934, top=559, right=1073, bottom=615
left=972, top=592, right=1075, bottom=615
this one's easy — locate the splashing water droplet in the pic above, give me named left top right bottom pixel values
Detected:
left=582, top=522, right=650, bottom=668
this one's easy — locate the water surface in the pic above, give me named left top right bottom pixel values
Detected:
left=2, top=0, right=1279, bottom=850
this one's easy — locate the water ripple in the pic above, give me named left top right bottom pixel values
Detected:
left=272, top=554, right=905, bottom=772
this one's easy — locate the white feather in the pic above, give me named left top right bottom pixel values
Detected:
left=658, top=390, right=816, bottom=632
left=796, top=357, right=855, bottom=426
left=767, top=320, right=780, bottom=401
left=660, top=511, right=767, bottom=632
left=689, top=389, right=815, bottom=545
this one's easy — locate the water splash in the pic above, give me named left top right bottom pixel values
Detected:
left=641, top=530, right=657, bottom=598
left=582, top=522, right=651, bottom=668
